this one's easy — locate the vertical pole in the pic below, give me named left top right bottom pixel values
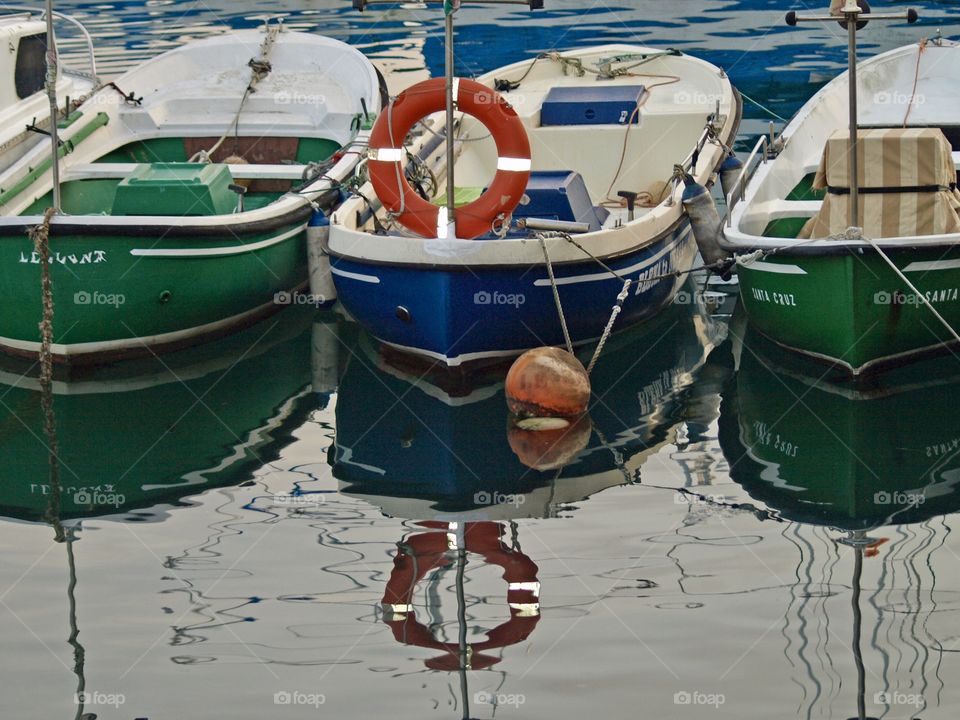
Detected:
left=444, top=2, right=457, bottom=238
left=851, top=542, right=865, bottom=720
left=456, top=547, right=469, bottom=720
left=846, top=5, right=860, bottom=228
left=44, top=0, right=61, bottom=212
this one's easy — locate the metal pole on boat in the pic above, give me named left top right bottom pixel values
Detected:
left=444, top=0, right=459, bottom=238
left=44, top=0, right=62, bottom=212
left=845, top=1, right=860, bottom=227
left=785, top=3, right=920, bottom=228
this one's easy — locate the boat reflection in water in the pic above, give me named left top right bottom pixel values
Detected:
left=326, top=291, right=724, bottom=717
left=330, top=291, right=724, bottom=517
left=719, top=326, right=960, bottom=719
left=0, top=306, right=317, bottom=524
left=720, top=326, right=960, bottom=532
left=0, top=306, right=319, bottom=719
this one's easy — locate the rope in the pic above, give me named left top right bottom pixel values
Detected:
left=552, top=230, right=730, bottom=285
left=903, top=38, right=928, bottom=128
left=538, top=237, right=573, bottom=354
left=739, top=90, right=789, bottom=123
left=863, top=235, right=960, bottom=346
left=32, top=207, right=65, bottom=541
left=586, top=279, right=632, bottom=375
left=188, top=21, right=280, bottom=163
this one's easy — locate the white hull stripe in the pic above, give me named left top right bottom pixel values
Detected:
left=0, top=295, right=288, bottom=358
left=369, top=147, right=404, bottom=162
left=533, top=234, right=686, bottom=287
left=130, top=225, right=305, bottom=258
left=739, top=260, right=807, bottom=275
left=904, top=259, right=960, bottom=272
left=497, top=157, right=532, bottom=172
left=331, top=267, right=381, bottom=284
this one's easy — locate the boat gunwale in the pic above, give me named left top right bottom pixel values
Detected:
left=725, top=37, right=960, bottom=251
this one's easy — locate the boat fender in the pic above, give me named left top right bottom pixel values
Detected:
left=718, top=152, right=745, bottom=202
left=508, top=414, right=592, bottom=471
left=306, top=210, right=336, bottom=305
left=505, top=347, right=591, bottom=418
left=311, top=314, right=341, bottom=407
left=681, top=174, right=732, bottom=280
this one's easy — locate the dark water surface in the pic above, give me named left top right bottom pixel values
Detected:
left=5, top=2, right=960, bottom=718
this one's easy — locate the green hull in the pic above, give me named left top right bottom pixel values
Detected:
left=737, top=246, right=960, bottom=374
left=719, top=331, right=960, bottom=531
left=0, top=306, right=316, bottom=523
left=0, top=221, right=308, bottom=362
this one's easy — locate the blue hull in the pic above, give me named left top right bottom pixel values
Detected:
left=331, top=225, right=696, bottom=365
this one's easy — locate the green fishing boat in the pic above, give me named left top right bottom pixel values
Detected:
left=0, top=23, right=382, bottom=364
left=723, top=9, right=960, bottom=375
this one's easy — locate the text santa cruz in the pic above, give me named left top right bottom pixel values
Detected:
left=20, top=250, right=107, bottom=265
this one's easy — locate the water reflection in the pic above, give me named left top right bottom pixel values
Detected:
left=0, top=307, right=317, bottom=523
left=720, top=325, right=960, bottom=531
left=718, top=324, right=960, bottom=719
left=332, top=293, right=724, bottom=518
left=329, top=293, right=724, bottom=716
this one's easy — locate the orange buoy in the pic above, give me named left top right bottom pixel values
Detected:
left=508, top=415, right=592, bottom=471
left=505, top=347, right=591, bottom=418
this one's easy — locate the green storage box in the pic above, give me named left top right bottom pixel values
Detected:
left=112, top=163, right=236, bottom=216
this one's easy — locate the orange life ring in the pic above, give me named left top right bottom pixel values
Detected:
left=381, top=521, right=540, bottom=671
left=368, top=77, right=531, bottom=240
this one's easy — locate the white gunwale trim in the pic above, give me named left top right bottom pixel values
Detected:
left=533, top=234, right=685, bottom=287
left=0, top=296, right=285, bottom=358
left=755, top=329, right=960, bottom=377
left=739, top=260, right=807, bottom=275
left=379, top=339, right=525, bottom=367
left=130, top=225, right=305, bottom=258
left=331, top=267, right=381, bottom=284
left=904, top=259, right=960, bottom=273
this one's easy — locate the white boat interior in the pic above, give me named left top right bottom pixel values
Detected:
left=332, top=44, right=739, bottom=263
left=0, top=10, right=98, bottom=173
left=726, top=37, right=960, bottom=248
left=0, top=25, right=382, bottom=226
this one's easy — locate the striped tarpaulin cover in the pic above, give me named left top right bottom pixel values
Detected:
left=800, top=127, right=960, bottom=239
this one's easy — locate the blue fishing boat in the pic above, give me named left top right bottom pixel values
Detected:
left=322, top=43, right=740, bottom=367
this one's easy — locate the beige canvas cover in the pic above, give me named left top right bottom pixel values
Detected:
left=799, top=127, right=960, bottom=239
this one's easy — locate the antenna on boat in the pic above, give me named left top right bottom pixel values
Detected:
left=43, top=0, right=62, bottom=211
left=785, top=1, right=918, bottom=228
left=352, top=0, right=543, bottom=238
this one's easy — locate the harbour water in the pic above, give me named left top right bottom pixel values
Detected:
left=4, top=2, right=960, bottom=718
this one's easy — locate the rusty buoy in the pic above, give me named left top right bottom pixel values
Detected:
left=505, top=347, right=591, bottom=418
left=508, top=415, right=592, bottom=471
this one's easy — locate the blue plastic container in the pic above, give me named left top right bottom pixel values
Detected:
left=540, top=85, right=645, bottom=126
